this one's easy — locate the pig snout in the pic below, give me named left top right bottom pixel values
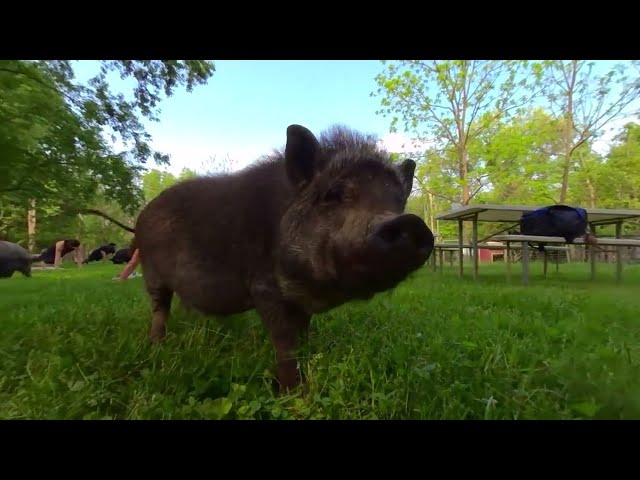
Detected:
left=367, top=213, right=434, bottom=260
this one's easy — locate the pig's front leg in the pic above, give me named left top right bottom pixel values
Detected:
left=251, top=280, right=311, bottom=392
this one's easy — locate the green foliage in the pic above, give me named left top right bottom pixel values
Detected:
left=0, top=60, right=120, bottom=212
left=474, top=108, right=565, bottom=204
left=593, top=122, right=640, bottom=210
left=0, top=60, right=214, bottom=246
left=374, top=60, right=544, bottom=143
left=373, top=60, right=545, bottom=205
left=2, top=262, right=640, bottom=419
left=404, top=195, right=424, bottom=218
left=0, top=200, right=26, bottom=243
left=540, top=60, right=640, bottom=202
left=75, top=197, right=137, bottom=253
left=142, top=168, right=198, bottom=204
left=543, top=61, right=640, bottom=136
left=0, top=60, right=214, bottom=206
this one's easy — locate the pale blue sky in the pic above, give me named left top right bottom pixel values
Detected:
left=73, top=60, right=401, bottom=174
left=72, top=60, right=639, bottom=175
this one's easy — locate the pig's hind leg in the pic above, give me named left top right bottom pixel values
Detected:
left=146, top=284, right=174, bottom=342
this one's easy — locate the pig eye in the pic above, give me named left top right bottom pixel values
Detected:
left=323, top=186, right=345, bottom=204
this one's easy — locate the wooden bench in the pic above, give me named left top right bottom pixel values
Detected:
left=492, top=235, right=640, bottom=284
left=432, top=243, right=500, bottom=273
left=431, top=242, right=568, bottom=274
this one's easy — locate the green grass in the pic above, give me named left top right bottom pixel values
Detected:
left=1, top=259, right=640, bottom=420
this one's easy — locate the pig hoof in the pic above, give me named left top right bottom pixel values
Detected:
left=148, top=329, right=166, bottom=343
left=272, top=377, right=304, bottom=395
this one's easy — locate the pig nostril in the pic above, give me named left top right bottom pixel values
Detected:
left=377, top=225, right=412, bottom=247
left=371, top=214, right=435, bottom=252
left=379, top=229, right=393, bottom=243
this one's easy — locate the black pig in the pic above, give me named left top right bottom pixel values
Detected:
left=84, top=124, right=435, bottom=391
left=0, top=241, right=33, bottom=278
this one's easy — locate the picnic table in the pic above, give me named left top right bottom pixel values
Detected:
left=434, top=203, right=640, bottom=284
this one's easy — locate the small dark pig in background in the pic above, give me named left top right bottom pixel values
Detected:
left=110, top=248, right=133, bottom=265
left=86, top=124, right=435, bottom=391
left=0, top=241, right=34, bottom=278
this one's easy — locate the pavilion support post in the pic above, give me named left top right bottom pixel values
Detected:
left=506, top=242, right=512, bottom=283
left=472, top=214, right=479, bottom=281
left=616, top=221, right=623, bottom=283
left=589, top=222, right=596, bottom=281
left=458, top=219, right=464, bottom=278
left=521, top=241, right=530, bottom=286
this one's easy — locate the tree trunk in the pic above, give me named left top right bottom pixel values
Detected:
left=429, top=192, right=435, bottom=231
left=27, top=199, right=36, bottom=253
left=460, top=148, right=470, bottom=205
left=559, top=150, right=571, bottom=204
left=559, top=61, right=578, bottom=204
left=459, top=147, right=470, bottom=243
left=585, top=176, right=597, bottom=208
left=559, top=119, right=573, bottom=203
left=422, top=195, right=428, bottom=224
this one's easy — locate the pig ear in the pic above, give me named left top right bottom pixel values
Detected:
left=397, top=159, right=416, bottom=198
left=285, top=124, right=321, bottom=187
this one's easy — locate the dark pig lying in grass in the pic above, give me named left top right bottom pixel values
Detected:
left=0, top=241, right=34, bottom=278
left=84, top=124, right=435, bottom=391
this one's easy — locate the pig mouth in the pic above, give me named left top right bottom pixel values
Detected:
left=333, top=213, right=434, bottom=296
left=277, top=214, right=434, bottom=310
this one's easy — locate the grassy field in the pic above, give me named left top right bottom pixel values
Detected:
left=1, top=259, right=640, bottom=420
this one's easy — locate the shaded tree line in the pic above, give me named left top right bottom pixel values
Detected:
left=0, top=60, right=215, bottom=252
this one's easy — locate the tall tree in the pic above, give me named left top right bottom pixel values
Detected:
left=142, top=169, right=180, bottom=204
left=474, top=107, right=565, bottom=205
left=372, top=60, right=545, bottom=206
left=596, top=121, right=640, bottom=210
left=141, top=167, right=199, bottom=204
left=542, top=60, right=640, bottom=203
left=0, top=60, right=215, bottom=246
left=566, top=143, right=604, bottom=208
left=0, top=60, right=215, bottom=214
left=397, top=148, right=462, bottom=238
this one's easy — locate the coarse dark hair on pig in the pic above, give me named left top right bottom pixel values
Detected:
left=82, top=124, right=435, bottom=392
